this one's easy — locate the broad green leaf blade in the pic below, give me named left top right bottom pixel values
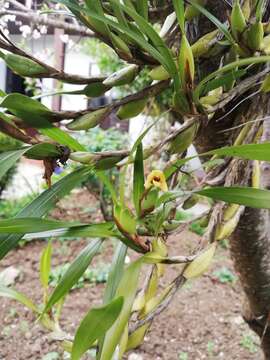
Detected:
left=0, top=166, right=93, bottom=260
left=0, top=218, right=82, bottom=233
left=23, top=222, right=119, bottom=240
left=43, top=239, right=102, bottom=313
left=40, top=241, right=52, bottom=288
left=72, top=297, right=124, bottom=360
left=197, top=187, right=270, bottom=209
left=0, top=93, right=85, bottom=151
left=0, top=93, right=51, bottom=116
left=0, top=285, right=39, bottom=313
left=133, top=142, right=144, bottom=216
left=99, top=258, right=142, bottom=360
left=187, top=0, right=234, bottom=43
left=24, top=143, right=62, bottom=160
left=172, top=0, right=185, bottom=33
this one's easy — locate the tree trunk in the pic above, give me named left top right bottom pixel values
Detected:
left=196, top=93, right=270, bottom=359
left=230, top=97, right=270, bottom=359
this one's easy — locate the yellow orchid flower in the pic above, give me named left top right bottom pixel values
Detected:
left=144, top=170, right=168, bottom=192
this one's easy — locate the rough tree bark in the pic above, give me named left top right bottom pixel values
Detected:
left=191, top=1, right=270, bottom=358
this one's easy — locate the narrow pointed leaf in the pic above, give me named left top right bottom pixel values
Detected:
left=0, top=285, right=39, bottom=313
left=0, top=218, right=83, bottom=233
left=133, top=142, right=144, bottom=216
left=99, top=258, right=143, bottom=359
left=72, top=297, right=124, bottom=360
left=194, top=56, right=270, bottom=102
left=40, top=241, right=52, bottom=288
left=172, top=0, right=185, bottom=33
left=103, top=243, right=128, bottom=304
left=0, top=148, right=28, bottom=181
left=197, top=187, right=270, bottom=209
left=23, top=222, right=118, bottom=240
left=43, top=239, right=102, bottom=313
left=187, top=0, right=234, bottom=43
left=0, top=93, right=85, bottom=151
left=137, top=0, right=148, bottom=19
left=0, top=143, right=62, bottom=182
left=0, top=166, right=93, bottom=260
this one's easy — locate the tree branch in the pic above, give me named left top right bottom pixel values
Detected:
left=129, top=274, right=186, bottom=334
left=0, top=9, right=95, bottom=37
left=50, top=80, right=171, bottom=120
left=0, top=32, right=105, bottom=84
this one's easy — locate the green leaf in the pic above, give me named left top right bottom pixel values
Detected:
left=172, top=0, right=185, bottom=33
left=0, top=285, right=39, bottom=313
left=165, top=142, right=270, bottom=179
left=96, top=171, right=118, bottom=203
left=97, top=243, right=127, bottom=360
left=255, top=0, right=265, bottom=21
left=0, top=93, right=51, bottom=116
left=0, top=143, right=62, bottom=183
left=108, top=0, right=129, bottom=28
left=117, top=1, right=179, bottom=82
left=0, top=148, right=28, bottom=182
left=72, top=297, right=124, bottom=360
left=0, top=166, right=93, bottom=260
left=43, top=239, right=102, bottom=313
left=197, top=187, right=270, bottom=209
left=99, top=258, right=142, bottom=360
left=0, top=218, right=82, bottom=233
left=40, top=241, right=52, bottom=288
left=187, top=0, right=234, bottom=44
left=202, top=69, right=246, bottom=95
left=24, top=143, right=62, bottom=160
left=194, top=56, right=270, bottom=102
left=58, top=0, right=170, bottom=74
left=133, top=142, right=144, bottom=216
left=103, top=243, right=127, bottom=305
left=209, top=143, right=270, bottom=161
left=24, top=222, right=119, bottom=241
left=0, top=93, right=85, bottom=151
left=137, top=0, right=148, bottom=19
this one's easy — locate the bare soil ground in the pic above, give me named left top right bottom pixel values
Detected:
left=0, top=190, right=263, bottom=360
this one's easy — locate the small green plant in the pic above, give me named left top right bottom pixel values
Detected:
left=189, top=221, right=206, bottom=236
left=213, top=267, right=237, bottom=284
left=179, top=352, right=188, bottom=360
left=49, top=262, right=110, bottom=289
left=240, top=334, right=258, bottom=354
left=42, top=352, right=60, bottom=360
left=207, top=340, right=215, bottom=357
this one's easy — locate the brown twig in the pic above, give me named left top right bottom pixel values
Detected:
left=50, top=80, right=171, bottom=121
left=129, top=274, right=186, bottom=334
left=0, top=117, right=35, bottom=144
left=0, top=9, right=94, bottom=37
